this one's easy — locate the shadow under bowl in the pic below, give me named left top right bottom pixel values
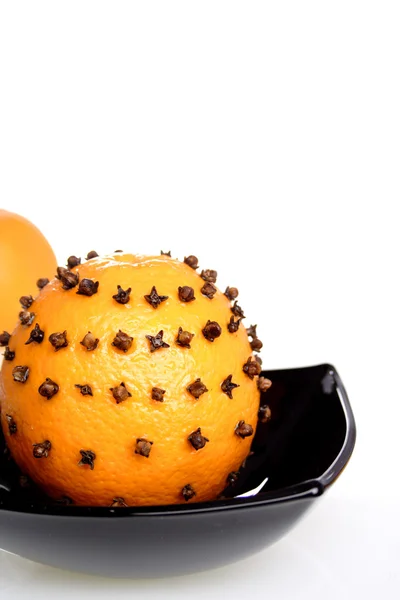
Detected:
left=0, top=363, right=356, bottom=578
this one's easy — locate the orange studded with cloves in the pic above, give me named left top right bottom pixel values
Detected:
left=0, top=253, right=261, bottom=506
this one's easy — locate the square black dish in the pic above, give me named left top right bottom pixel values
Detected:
left=0, top=363, right=356, bottom=578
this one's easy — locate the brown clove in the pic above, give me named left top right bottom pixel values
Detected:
left=3, top=346, right=15, bottom=361
left=224, top=287, right=239, bottom=301
left=78, top=449, right=96, bottom=469
left=146, top=330, right=170, bottom=352
left=36, top=277, right=50, bottom=290
left=258, top=377, right=272, bottom=393
left=80, top=331, right=99, bottom=351
left=176, top=327, right=194, bottom=349
left=56, top=266, right=68, bottom=280
left=258, top=404, right=272, bottom=423
left=135, top=438, right=153, bottom=458
left=67, top=255, right=81, bottom=269
left=12, top=365, right=29, bottom=383
left=202, top=320, right=222, bottom=342
left=235, top=420, right=254, bottom=439
left=6, top=415, right=17, bottom=435
left=187, top=378, right=208, bottom=399
left=201, top=282, right=217, bottom=299
left=77, top=278, right=99, bottom=296
left=221, top=375, right=240, bottom=399
left=110, top=382, right=132, bottom=404
left=75, top=384, right=93, bottom=396
left=184, top=255, right=199, bottom=269
left=33, top=440, right=51, bottom=458
left=200, top=269, right=217, bottom=283
left=86, top=251, right=99, bottom=260
left=60, top=270, right=79, bottom=290
left=113, top=285, right=132, bottom=305
left=38, top=378, right=59, bottom=399
left=188, top=427, right=209, bottom=450
left=112, top=330, right=133, bottom=352
left=19, top=295, right=33, bottom=309
left=19, top=311, right=35, bottom=326
left=227, top=316, right=242, bottom=333
left=243, top=356, right=261, bottom=379
left=250, top=338, right=263, bottom=352
left=111, top=497, right=128, bottom=507
left=151, top=387, right=166, bottom=402
left=161, top=250, right=171, bottom=256
left=0, top=331, right=11, bottom=346
left=246, top=324, right=257, bottom=339
left=49, top=331, right=68, bottom=351
left=178, top=285, right=195, bottom=302
left=182, top=484, right=196, bottom=501
left=231, top=301, right=245, bottom=319
left=227, top=471, right=240, bottom=486
left=144, top=286, right=169, bottom=309
left=25, top=323, right=45, bottom=345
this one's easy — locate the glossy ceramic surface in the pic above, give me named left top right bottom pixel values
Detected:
left=0, top=364, right=356, bottom=578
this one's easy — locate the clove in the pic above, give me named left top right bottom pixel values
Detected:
left=184, top=255, right=199, bottom=269
left=86, top=251, right=99, bottom=260
left=49, top=331, right=68, bottom=351
left=188, top=427, right=209, bottom=450
left=243, top=356, right=261, bottom=379
left=258, top=404, right=272, bottom=423
left=75, top=384, right=93, bottom=396
left=201, top=282, right=217, bottom=299
left=250, top=338, right=263, bottom=352
left=178, top=286, right=195, bottom=302
left=12, top=365, right=29, bottom=383
left=67, top=255, right=81, bottom=269
left=176, top=327, right=194, bottom=349
left=235, top=420, right=254, bottom=439
left=76, top=278, right=99, bottom=296
left=19, top=311, right=35, bottom=326
left=60, top=270, right=79, bottom=290
left=110, top=382, right=132, bottom=404
left=182, top=484, right=196, bottom=501
left=112, top=330, right=133, bottom=352
left=111, top=497, right=128, bottom=507
left=0, top=331, right=11, bottom=346
left=231, top=301, right=245, bottom=319
left=146, top=330, right=170, bottom=352
left=80, top=331, right=99, bottom=351
left=202, top=320, right=222, bottom=342
left=6, top=414, right=17, bottom=435
left=227, top=471, right=240, bottom=486
left=33, top=440, right=51, bottom=458
left=144, top=286, right=169, bottom=309
left=36, top=277, right=49, bottom=290
left=224, top=287, right=239, bottom=301
left=151, top=387, right=166, bottom=402
left=135, top=438, right=153, bottom=458
left=113, top=285, right=132, bottom=305
left=78, top=449, right=96, bottom=469
left=200, top=269, right=217, bottom=283
left=19, top=295, right=33, bottom=309
left=246, top=324, right=257, bottom=339
left=25, top=323, right=45, bottom=345
left=258, top=377, right=272, bottom=393
left=161, top=250, right=171, bottom=256
left=56, top=266, right=68, bottom=280
left=3, top=346, right=15, bottom=361
left=227, top=316, right=242, bottom=333
left=221, top=375, right=240, bottom=399
left=38, top=378, right=59, bottom=399
left=187, top=378, right=208, bottom=399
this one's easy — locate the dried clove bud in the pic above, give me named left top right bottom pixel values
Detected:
left=201, top=282, right=217, bottom=299
left=113, top=285, right=132, bottom=305
left=114, top=249, right=123, bottom=253
left=243, top=356, right=262, bottom=380
left=20, top=295, right=33, bottom=309
left=246, top=324, right=258, bottom=339
left=182, top=484, right=196, bottom=501
left=135, top=438, right=153, bottom=458
left=110, top=382, right=132, bottom=404
left=187, top=378, right=208, bottom=399
left=227, top=316, right=242, bottom=333
left=49, top=331, right=68, bottom=351
left=151, top=387, right=166, bottom=402
left=19, top=311, right=35, bottom=326
left=221, top=375, right=240, bottom=399
left=178, top=286, right=195, bottom=302
left=38, top=378, right=59, bottom=400
left=60, top=270, right=79, bottom=290
left=202, top=320, right=222, bottom=342
left=76, top=278, right=99, bottom=297
left=258, top=404, right=272, bottom=423
left=224, top=287, right=239, bottom=301
left=176, top=327, right=194, bottom=348
left=25, top=323, right=45, bottom=345
left=12, top=365, right=29, bottom=383
left=231, top=301, right=245, bottom=319
left=67, top=255, right=81, bottom=269
left=75, top=384, right=93, bottom=396
left=80, top=331, right=99, bottom=351
left=3, top=346, right=15, bottom=361
left=250, top=338, right=263, bottom=352
left=0, top=331, right=11, bottom=346
left=56, top=266, right=68, bottom=280
left=227, top=471, right=240, bottom=486
left=255, top=355, right=263, bottom=366
left=184, top=255, right=199, bottom=269
left=161, top=250, right=171, bottom=256
left=258, top=377, right=272, bottom=393
left=111, top=497, right=128, bottom=507
left=235, top=420, right=254, bottom=439
left=6, top=414, right=17, bottom=435
left=112, top=330, right=133, bottom=353
left=86, top=251, right=99, bottom=260
left=200, top=269, right=217, bottom=283
left=188, top=427, right=209, bottom=450
left=33, top=440, right=51, bottom=458
left=36, top=277, right=49, bottom=290
left=146, top=330, right=170, bottom=352
left=144, top=286, right=169, bottom=309
left=78, top=449, right=96, bottom=469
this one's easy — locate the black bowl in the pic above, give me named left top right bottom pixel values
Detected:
left=0, top=363, right=356, bottom=578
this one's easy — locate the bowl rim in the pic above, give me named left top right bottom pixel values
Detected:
left=0, top=363, right=356, bottom=518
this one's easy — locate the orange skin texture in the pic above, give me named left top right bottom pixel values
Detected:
left=0, top=210, right=57, bottom=333
left=0, top=254, right=259, bottom=506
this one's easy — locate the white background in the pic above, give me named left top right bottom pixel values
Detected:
left=0, top=1, right=399, bottom=598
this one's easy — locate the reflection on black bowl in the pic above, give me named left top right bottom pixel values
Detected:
left=0, top=364, right=356, bottom=579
